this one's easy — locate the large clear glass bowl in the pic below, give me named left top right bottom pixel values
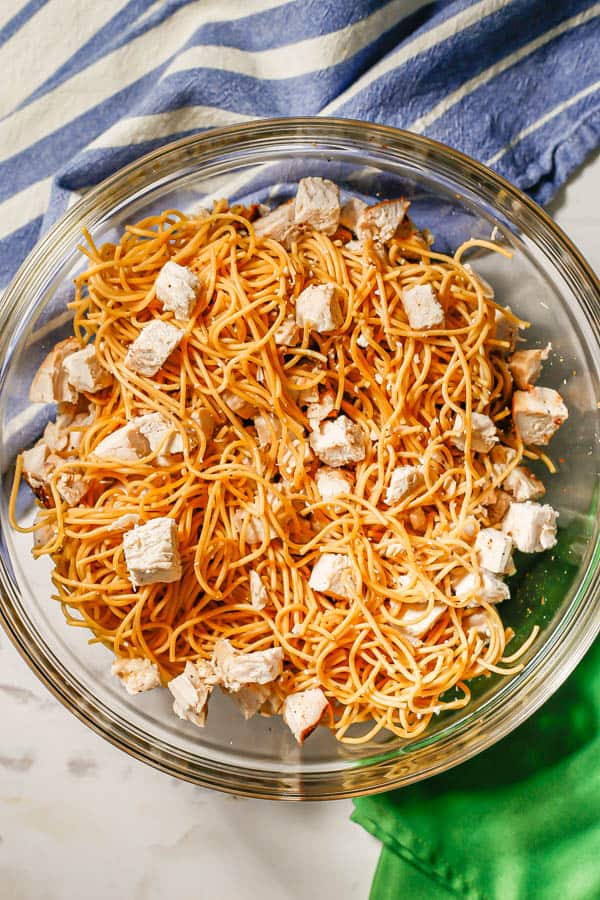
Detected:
left=0, top=118, right=598, bottom=800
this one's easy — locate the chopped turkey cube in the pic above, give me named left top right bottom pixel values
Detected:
left=63, top=344, right=111, bottom=394
left=123, top=517, right=182, bottom=587
left=107, top=513, right=140, bottom=532
left=254, top=201, right=296, bottom=242
left=29, top=337, right=80, bottom=404
left=222, top=389, right=256, bottom=419
left=229, top=682, right=282, bottom=720
left=395, top=603, right=446, bottom=640
left=22, top=440, right=50, bottom=494
left=487, top=490, right=512, bottom=525
left=168, top=660, right=217, bottom=727
left=282, top=688, right=329, bottom=744
left=253, top=413, right=282, bottom=448
left=155, top=260, right=200, bottom=320
left=294, top=177, right=340, bottom=235
left=451, top=411, right=498, bottom=453
left=111, top=657, right=161, bottom=695
left=295, top=283, right=343, bottom=333
left=190, top=407, right=215, bottom=445
left=124, top=320, right=184, bottom=377
left=502, top=501, right=558, bottom=553
left=315, top=467, right=353, bottom=503
left=454, top=569, right=510, bottom=604
left=308, top=553, right=356, bottom=599
left=508, top=344, right=551, bottom=390
left=274, top=315, right=300, bottom=346
left=339, top=197, right=368, bottom=233
left=306, top=391, right=335, bottom=425
left=54, top=464, right=89, bottom=506
left=309, top=415, right=366, bottom=467
left=356, top=198, right=409, bottom=242
left=231, top=508, right=274, bottom=544
left=384, top=465, right=424, bottom=505
left=93, top=421, right=149, bottom=462
left=505, top=466, right=545, bottom=502
left=475, top=528, right=514, bottom=574
left=249, top=570, right=268, bottom=610
left=43, top=415, right=70, bottom=453
left=134, top=412, right=184, bottom=459
left=400, top=284, right=444, bottom=330
left=33, top=512, right=58, bottom=549
left=463, top=610, right=491, bottom=638
left=212, top=639, right=283, bottom=692
left=513, top=387, right=568, bottom=445
left=494, top=306, right=522, bottom=352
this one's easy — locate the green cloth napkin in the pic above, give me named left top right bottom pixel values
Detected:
left=353, top=519, right=600, bottom=900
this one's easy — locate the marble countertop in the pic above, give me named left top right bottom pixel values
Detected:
left=1, top=150, right=599, bottom=900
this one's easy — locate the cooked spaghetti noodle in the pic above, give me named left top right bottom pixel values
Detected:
left=12, top=186, right=557, bottom=744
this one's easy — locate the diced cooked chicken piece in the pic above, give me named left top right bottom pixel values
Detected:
left=451, top=412, right=498, bottom=453
left=190, top=407, right=215, bottom=447
left=279, top=436, right=313, bottom=478
left=295, top=283, right=343, bottom=334
left=93, top=421, right=149, bottom=462
left=463, top=610, right=492, bottom=638
left=134, top=412, right=184, bottom=461
left=384, top=465, right=424, bottom=505
left=315, top=467, right=353, bottom=503
left=400, top=284, right=444, bottom=330
left=43, top=409, right=79, bottom=453
left=282, top=688, right=329, bottom=744
left=222, top=389, right=256, bottom=419
left=229, top=683, right=282, bottom=720
left=32, top=511, right=58, bottom=549
left=123, top=517, right=182, bottom=587
left=155, top=260, right=200, bottom=320
left=253, top=413, right=283, bottom=449
left=463, top=264, right=494, bottom=299
left=502, top=501, right=558, bottom=553
left=254, top=201, right=296, bottom=242
left=54, top=463, right=90, bottom=506
left=212, top=639, right=283, bottom=692
left=294, top=177, right=340, bottom=235
left=513, top=387, right=568, bottom=445
left=475, top=528, right=514, bottom=574
left=231, top=508, right=274, bottom=544
left=274, top=315, right=301, bottom=346
left=308, top=552, right=356, bottom=599
left=505, top=467, right=545, bottom=502
left=339, top=197, right=368, bottom=233
left=494, top=306, right=522, bottom=353
left=306, top=391, right=335, bottom=426
left=107, top=513, right=140, bottom=532
left=22, top=440, right=50, bottom=494
left=168, top=660, right=217, bottom=727
left=454, top=569, right=510, bottom=604
left=124, top=320, right=184, bottom=377
left=355, top=199, right=410, bottom=243
left=508, top=344, right=551, bottom=390
left=486, top=490, right=512, bottom=525
left=309, top=415, right=366, bottom=467
left=111, top=657, right=161, bottom=695
left=395, top=603, right=446, bottom=641
left=66, top=408, right=96, bottom=452
left=22, top=442, right=88, bottom=507
left=63, top=345, right=111, bottom=394
left=29, top=338, right=80, bottom=404
left=249, top=570, right=268, bottom=610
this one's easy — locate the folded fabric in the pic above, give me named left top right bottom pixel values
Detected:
left=1, top=0, right=599, bottom=287
left=353, top=515, right=600, bottom=900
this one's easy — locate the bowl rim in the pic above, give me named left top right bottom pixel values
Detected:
left=1, top=116, right=599, bottom=800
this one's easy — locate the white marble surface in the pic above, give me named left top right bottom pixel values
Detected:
left=1, top=151, right=599, bottom=900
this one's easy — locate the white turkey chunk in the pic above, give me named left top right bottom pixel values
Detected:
left=33, top=512, right=57, bottom=549
left=229, top=683, right=282, bottom=720
left=168, top=660, right=217, bottom=727
left=122, top=517, right=182, bottom=587
left=400, top=284, right=444, bottom=330
left=395, top=603, right=446, bottom=641
left=502, top=501, right=558, bottom=553
left=494, top=306, right=522, bottom=353
left=253, top=413, right=282, bottom=448
left=339, top=197, right=367, bottom=232
left=222, top=389, right=256, bottom=418
left=355, top=198, right=409, bottom=243
left=306, top=391, right=335, bottom=426
left=155, top=260, right=200, bottom=320
left=513, top=387, right=568, bottom=445
left=282, top=688, right=329, bottom=744
left=249, top=570, right=268, bottom=610
left=63, top=344, right=111, bottom=393
left=384, top=465, right=424, bottom=505
left=111, top=658, right=161, bottom=695
left=294, top=177, right=340, bottom=235
left=29, top=337, right=80, bottom=404
left=21, top=441, right=50, bottom=492
left=212, top=639, right=283, bottom=692
left=508, top=343, right=551, bottom=390
left=273, top=315, right=300, bottom=346
left=315, top=467, right=353, bottom=503
left=451, top=411, right=498, bottom=453
left=124, top=319, right=184, bottom=377
left=231, top=507, right=274, bottom=544
left=454, top=569, right=510, bottom=604
left=309, top=415, right=366, bottom=467
left=134, top=412, right=184, bottom=460
left=506, top=467, right=545, bottom=502
left=254, top=201, right=296, bottom=242
left=308, top=553, right=356, bottom=600
left=93, top=421, right=149, bottom=462
left=475, top=528, right=514, bottom=574
left=295, top=283, right=343, bottom=333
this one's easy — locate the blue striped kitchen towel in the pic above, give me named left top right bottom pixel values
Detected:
left=0, top=0, right=599, bottom=289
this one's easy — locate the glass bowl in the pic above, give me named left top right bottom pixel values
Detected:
left=0, top=118, right=599, bottom=800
